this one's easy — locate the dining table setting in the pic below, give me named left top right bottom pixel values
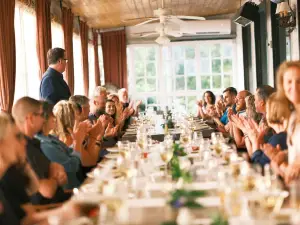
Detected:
left=63, top=110, right=300, bottom=225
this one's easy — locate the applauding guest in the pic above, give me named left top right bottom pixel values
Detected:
left=250, top=94, right=290, bottom=167
left=197, top=91, right=216, bottom=119
left=12, top=97, right=70, bottom=205
left=35, top=102, right=100, bottom=189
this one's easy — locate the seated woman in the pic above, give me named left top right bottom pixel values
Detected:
left=45, top=101, right=104, bottom=187
left=249, top=93, right=290, bottom=167
left=197, top=91, right=216, bottom=119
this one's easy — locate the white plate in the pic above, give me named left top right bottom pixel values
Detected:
left=105, top=154, right=120, bottom=159
left=106, top=147, right=119, bottom=153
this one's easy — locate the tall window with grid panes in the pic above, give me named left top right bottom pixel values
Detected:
left=127, top=41, right=236, bottom=114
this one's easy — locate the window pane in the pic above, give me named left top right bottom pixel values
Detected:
left=175, top=96, right=186, bottom=113
left=164, top=61, right=171, bottom=76
left=135, top=62, right=144, bottom=77
left=147, top=96, right=157, bottom=104
left=168, top=97, right=173, bottom=105
left=212, top=75, right=222, bottom=89
left=162, top=46, right=171, bottom=60
left=146, top=62, right=156, bottom=77
left=211, top=44, right=221, bottom=57
left=187, top=96, right=197, bottom=114
left=175, top=62, right=184, bottom=75
left=173, top=46, right=184, bottom=60
left=88, top=44, right=95, bottom=97
left=212, top=59, right=221, bottom=73
left=187, top=77, right=196, bottom=90
left=146, top=78, right=156, bottom=92
left=134, top=48, right=144, bottom=60
left=186, top=60, right=196, bottom=76
left=175, top=96, right=186, bottom=108
left=146, top=47, right=156, bottom=60
left=223, top=59, right=232, bottom=73
left=73, top=34, right=84, bottom=95
left=200, top=58, right=210, bottom=74
left=166, top=77, right=173, bottom=92
left=200, top=45, right=209, bottom=57
left=176, top=77, right=185, bottom=91
left=224, top=75, right=232, bottom=87
left=51, top=23, right=64, bottom=48
left=223, top=44, right=232, bottom=57
left=185, top=47, right=195, bottom=59
left=136, top=78, right=146, bottom=92
left=201, top=76, right=211, bottom=89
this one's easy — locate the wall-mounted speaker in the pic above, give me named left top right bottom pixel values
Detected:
left=233, top=2, right=259, bottom=27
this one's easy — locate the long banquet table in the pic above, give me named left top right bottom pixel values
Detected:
left=74, top=119, right=293, bottom=225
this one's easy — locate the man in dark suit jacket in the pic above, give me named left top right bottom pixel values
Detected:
left=39, top=48, right=71, bottom=105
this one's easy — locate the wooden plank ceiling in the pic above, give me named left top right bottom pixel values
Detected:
left=64, top=0, right=241, bottom=29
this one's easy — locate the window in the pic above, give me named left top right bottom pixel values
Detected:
left=98, top=46, right=105, bottom=85
left=14, top=4, right=40, bottom=102
left=88, top=43, right=95, bottom=97
left=51, top=22, right=64, bottom=49
left=128, top=41, right=237, bottom=114
left=73, top=34, right=84, bottom=95
left=128, top=46, right=159, bottom=109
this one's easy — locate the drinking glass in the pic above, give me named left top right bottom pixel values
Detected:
left=159, top=143, right=174, bottom=178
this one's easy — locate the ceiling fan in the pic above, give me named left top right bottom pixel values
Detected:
left=124, top=0, right=206, bottom=44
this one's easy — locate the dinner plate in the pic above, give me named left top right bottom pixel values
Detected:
left=87, top=169, right=122, bottom=179
left=105, top=154, right=120, bottom=159
left=106, top=147, right=119, bottom=153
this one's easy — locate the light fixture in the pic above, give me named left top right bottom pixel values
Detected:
left=155, top=34, right=170, bottom=45
left=275, top=0, right=296, bottom=33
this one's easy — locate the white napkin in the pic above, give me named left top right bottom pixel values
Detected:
left=128, top=198, right=166, bottom=208
left=195, top=196, right=220, bottom=207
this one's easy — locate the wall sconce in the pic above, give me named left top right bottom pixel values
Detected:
left=275, top=0, right=296, bottom=33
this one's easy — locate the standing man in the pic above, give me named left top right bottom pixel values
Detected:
left=40, top=48, right=71, bottom=105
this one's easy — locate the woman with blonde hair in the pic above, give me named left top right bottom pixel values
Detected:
left=264, top=61, right=300, bottom=183
left=52, top=101, right=105, bottom=177
left=249, top=93, right=290, bottom=167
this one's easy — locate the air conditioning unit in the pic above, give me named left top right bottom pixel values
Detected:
left=126, top=19, right=232, bottom=38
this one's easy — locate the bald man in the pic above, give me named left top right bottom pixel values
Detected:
left=235, top=90, right=252, bottom=116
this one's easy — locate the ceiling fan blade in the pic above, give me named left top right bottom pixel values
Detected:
left=168, top=16, right=187, bottom=26
left=166, top=31, right=183, bottom=37
left=177, top=15, right=205, bottom=20
left=132, top=32, right=158, bottom=37
left=122, top=17, right=157, bottom=22
left=134, top=18, right=160, bottom=26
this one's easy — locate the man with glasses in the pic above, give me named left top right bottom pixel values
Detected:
left=12, top=97, right=70, bottom=205
left=39, top=48, right=71, bottom=105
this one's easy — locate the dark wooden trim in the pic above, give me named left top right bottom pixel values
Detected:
left=242, top=26, right=251, bottom=90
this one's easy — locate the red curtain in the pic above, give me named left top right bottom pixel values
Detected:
left=0, top=0, right=16, bottom=113
left=101, top=30, right=127, bottom=89
left=36, top=0, right=52, bottom=80
left=62, top=7, right=74, bottom=95
left=79, top=21, right=89, bottom=96
left=93, top=31, right=101, bottom=87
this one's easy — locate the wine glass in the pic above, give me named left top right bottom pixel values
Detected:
left=160, top=143, right=174, bottom=179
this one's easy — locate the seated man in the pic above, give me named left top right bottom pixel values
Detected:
left=89, top=86, right=107, bottom=122
left=228, top=90, right=251, bottom=149
left=12, top=97, right=71, bottom=205
left=213, top=87, right=237, bottom=128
